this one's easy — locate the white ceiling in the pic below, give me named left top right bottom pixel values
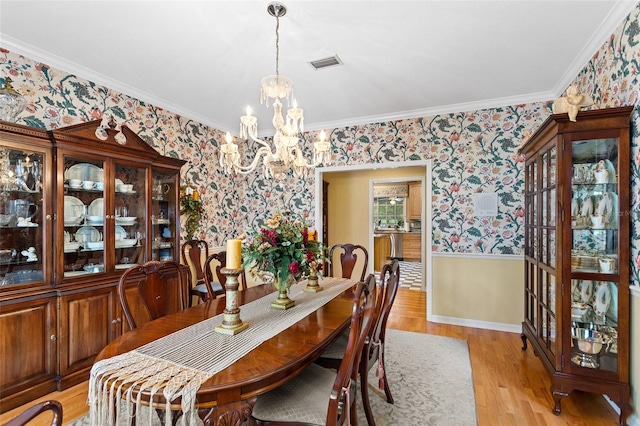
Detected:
left=0, top=1, right=636, bottom=136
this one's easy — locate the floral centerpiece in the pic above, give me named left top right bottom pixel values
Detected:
left=242, top=211, right=326, bottom=308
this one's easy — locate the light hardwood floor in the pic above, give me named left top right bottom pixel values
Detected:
left=0, top=289, right=621, bottom=425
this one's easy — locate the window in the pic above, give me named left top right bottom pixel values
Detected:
left=373, top=197, right=405, bottom=228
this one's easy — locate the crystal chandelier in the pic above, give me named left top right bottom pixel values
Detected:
left=219, top=2, right=331, bottom=179
left=0, top=77, right=27, bottom=123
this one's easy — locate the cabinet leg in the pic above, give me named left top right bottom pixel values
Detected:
left=520, top=333, right=527, bottom=350
left=616, top=402, right=633, bottom=426
left=551, top=389, right=567, bottom=416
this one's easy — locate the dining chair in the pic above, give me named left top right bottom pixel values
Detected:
left=181, top=239, right=211, bottom=306
left=4, top=400, right=62, bottom=426
left=315, top=259, right=401, bottom=426
left=204, top=251, right=247, bottom=296
left=329, top=243, right=369, bottom=282
left=249, top=274, right=378, bottom=426
left=118, top=260, right=191, bottom=330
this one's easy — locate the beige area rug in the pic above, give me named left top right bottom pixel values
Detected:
left=70, top=330, right=477, bottom=425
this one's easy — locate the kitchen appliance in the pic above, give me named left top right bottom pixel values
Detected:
left=389, top=232, right=403, bottom=261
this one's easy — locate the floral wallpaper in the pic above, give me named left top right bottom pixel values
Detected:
left=1, top=2, right=640, bottom=284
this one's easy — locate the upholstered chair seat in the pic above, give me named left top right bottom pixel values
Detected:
left=251, top=363, right=356, bottom=424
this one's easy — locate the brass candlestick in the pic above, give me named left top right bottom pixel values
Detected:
left=304, top=262, right=323, bottom=293
left=214, top=267, right=249, bottom=335
left=304, top=274, right=323, bottom=293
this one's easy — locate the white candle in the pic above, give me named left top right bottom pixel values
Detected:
left=226, top=239, right=242, bottom=269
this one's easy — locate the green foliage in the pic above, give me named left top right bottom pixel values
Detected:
left=180, top=194, right=203, bottom=240
left=242, top=211, right=326, bottom=287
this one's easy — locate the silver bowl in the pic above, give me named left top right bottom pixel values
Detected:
left=571, top=327, right=611, bottom=368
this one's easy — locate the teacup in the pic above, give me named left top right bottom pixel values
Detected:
left=69, top=178, right=82, bottom=188
left=94, top=182, right=104, bottom=191
left=599, top=257, right=616, bottom=273
left=83, top=180, right=96, bottom=190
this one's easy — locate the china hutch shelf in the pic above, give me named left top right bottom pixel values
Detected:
left=0, top=119, right=185, bottom=411
left=519, top=107, right=634, bottom=425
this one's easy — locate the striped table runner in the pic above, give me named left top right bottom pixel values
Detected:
left=88, top=277, right=354, bottom=426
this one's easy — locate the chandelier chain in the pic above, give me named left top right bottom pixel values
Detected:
left=275, top=16, right=280, bottom=78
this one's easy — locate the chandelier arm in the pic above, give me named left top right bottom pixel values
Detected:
left=230, top=146, right=273, bottom=173
left=247, top=134, right=273, bottom=152
left=291, top=146, right=318, bottom=168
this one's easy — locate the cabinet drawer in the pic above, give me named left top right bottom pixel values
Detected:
left=404, top=234, right=421, bottom=249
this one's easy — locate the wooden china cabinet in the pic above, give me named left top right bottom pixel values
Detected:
left=519, top=106, right=634, bottom=425
left=0, top=119, right=185, bottom=411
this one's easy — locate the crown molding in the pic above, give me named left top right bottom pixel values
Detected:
left=552, top=0, right=638, bottom=96
left=2, top=1, right=636, bottom=135
left=0, top=34, right=228, bottom=132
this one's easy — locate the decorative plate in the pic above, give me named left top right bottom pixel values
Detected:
left=65, top=163, right=104, bottom=182
left=64, top=196, right=85, bottom=223
left=88, top=198, right=104, bottom=216
left=75, top=226, right=101, bottom=243
left=115, top=225, right=127, bottom=241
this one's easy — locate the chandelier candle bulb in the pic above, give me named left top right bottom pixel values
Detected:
left=240, top=108, right=257, bottom=140
left=226, top=239, right=242, bottom=269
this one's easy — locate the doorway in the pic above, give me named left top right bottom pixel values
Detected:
left=314, top=160, right=432, bottom=298
left=371, top=177, right=424, bottom=290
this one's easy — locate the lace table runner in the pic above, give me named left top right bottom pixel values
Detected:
left=88, top=277, right=354, bottom=426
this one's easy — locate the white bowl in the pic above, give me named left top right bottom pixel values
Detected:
left=86, top=215, right=103, bottom=223
left=64, top=242, right=81, bottom=251
left=116, top=238, right=137, bottom=248
left=116, top=217, right=137, bottom=224
left=83, top=264, right=104, bottom=273
left=85, top=241, right=104, bottom=250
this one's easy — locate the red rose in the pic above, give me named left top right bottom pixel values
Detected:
left=289, top=261, right=299, bottom=276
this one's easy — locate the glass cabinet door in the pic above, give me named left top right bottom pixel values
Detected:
left=114, top=162, right=147, bottom=270
left=569, top=136, right=620, bottom=374
left=151, top=170, right=178, bottom=262
left=0, top=146, right=47, bottom=287
left=61, top=155, right=106, bottom=277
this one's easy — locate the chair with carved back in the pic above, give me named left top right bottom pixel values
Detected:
left=118, top=260, right=191, bottom=330
left=5, top=400, right=62, bottom=426
left=181, top=239, right=211, bottom=306
left=249, top=274, right=378, bottom=426
left=328, top=243, right=369, bottom=282
left=314, top=259, right=400, bottom=426
left=203, top=251, right=247, bottom=297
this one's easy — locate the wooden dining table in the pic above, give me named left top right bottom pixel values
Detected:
left=93, top=279, right=356, bottom=425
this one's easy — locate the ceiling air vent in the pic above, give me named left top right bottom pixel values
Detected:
left=309, top=55, right=343, bottom=70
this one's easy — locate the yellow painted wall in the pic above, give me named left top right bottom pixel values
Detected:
left=432, top=256, right=524, bottom=324
left=322, top=166, right=426, bottom=279
left=322, top=166, right=426, bottom=250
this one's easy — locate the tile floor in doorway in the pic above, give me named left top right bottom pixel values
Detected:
left=378, top=261, right=421, bottom=290
left=398, top=261, right=422, bottom=290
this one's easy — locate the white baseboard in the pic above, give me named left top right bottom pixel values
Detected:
left=428, top=315, right=521, bottom=333
left=603, top=395, right=639, bottom=425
